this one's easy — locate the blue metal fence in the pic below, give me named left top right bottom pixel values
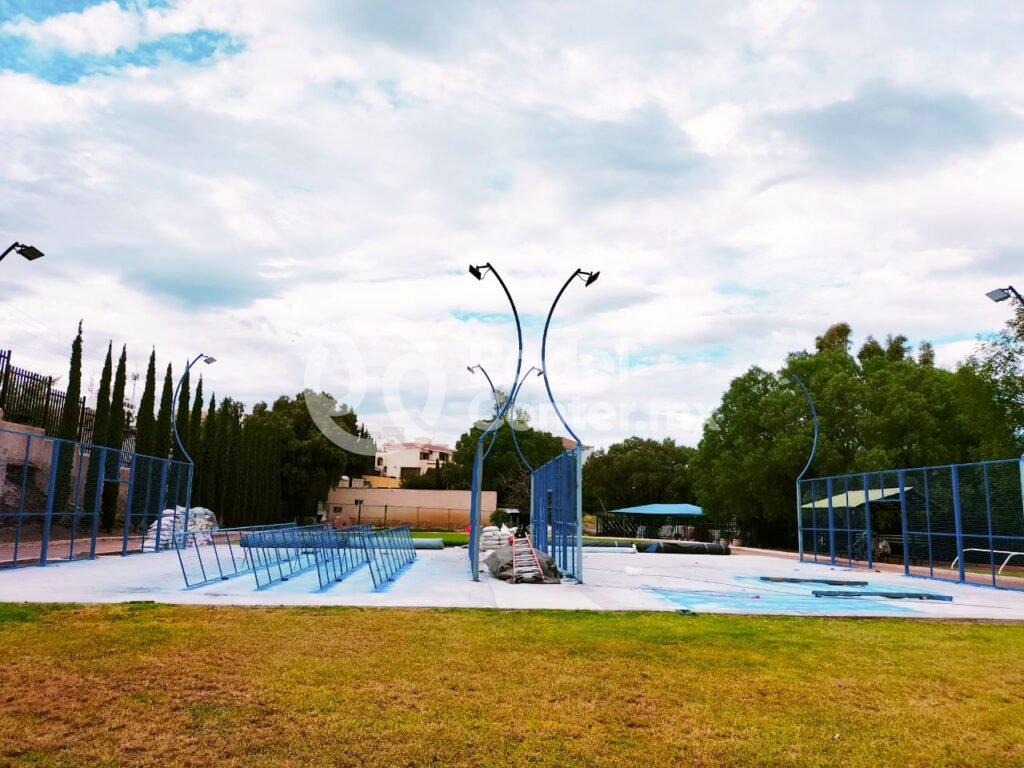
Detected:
left=531, top=447, right=582, bottom=581
left=313, top=524, right=372, bottom=590
left=1, top=427, right=190, bottom=568
left=363, top=525, right=417, bottom=589
left=799, top=456, right=1024, bottom=590
left=174, top=522, right=298, bottom=588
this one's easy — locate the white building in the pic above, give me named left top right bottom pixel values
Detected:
left=375, top=437, right=453, bottom=480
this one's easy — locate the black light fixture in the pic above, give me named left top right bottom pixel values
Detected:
left=986, top=285, right=1024, bottom=306
left=0, top=242, right=45, bottom=263
left=577, top=269, right=600, bottom=287
left=469, top=264, right=491, bottom=280
left=202, top=356, right=217, bottom=364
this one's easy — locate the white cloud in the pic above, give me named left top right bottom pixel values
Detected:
left=2, top=0, right=1023, bottom=451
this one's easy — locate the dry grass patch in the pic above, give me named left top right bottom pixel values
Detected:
left=1, top=603, right=1023, bottom=767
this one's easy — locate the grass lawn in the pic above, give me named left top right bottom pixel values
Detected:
left=410, top=530, right=469, bottom=546
left=2, top=604, right=1023, bottom=767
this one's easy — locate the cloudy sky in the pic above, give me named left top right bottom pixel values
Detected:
left=1, top=0, right=1022, bottom=450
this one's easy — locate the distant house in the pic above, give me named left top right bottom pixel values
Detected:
left=375, top=437, right=453, bottom=480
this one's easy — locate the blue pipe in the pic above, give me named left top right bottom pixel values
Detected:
left=171, top=353, right=208, bottom=536
left=541, top=270, right=585, bottom=447
left=790, top=374, right=819, bottom=562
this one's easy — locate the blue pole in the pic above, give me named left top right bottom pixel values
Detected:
left=171, top=353, right=212, bottom=537
left=790, top=375, right=818, bottom=563
left=467, top=264, right=524, bottom=579
left=540, top=270, right=587, bottom=447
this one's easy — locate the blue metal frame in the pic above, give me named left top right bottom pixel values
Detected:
left=467, top=264, right=524, bottom=581
left=531, top=446, right=583, bottom=580
left=790, top=375, right=818, bottom=562
left=171, top=352, right=214, bottom=539
left=799, top=456, right=1024, bottom=591
left=0, top=427, right=190, bottom=569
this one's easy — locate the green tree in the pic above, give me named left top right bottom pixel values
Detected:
left=174, top=367, right=190, bottom=460
left=84, top=342, right=114, bottom=515
left=445, top=423, right=564, bottom=511
left=268, top=391, right=371, bottom=519
left=964, top=303, right=1024, bottom=451
left=154, top=364, right=174, bottom=459
left=54, top=321, right=84, bottom=514
left=100, top=345, right=128, bottom=531
left=134, top=349, right=157, bottom=456
left=583, top=437, right=695, bottom=514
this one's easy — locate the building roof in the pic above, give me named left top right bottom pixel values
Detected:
left=606, top=503, right=704, bottom=517
left=801, top=487, right=910, bottom=509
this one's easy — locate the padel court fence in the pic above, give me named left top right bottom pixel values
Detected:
left=1, top=427, right=190, bottom=568
left=800, top=456, right=1024, bottom=590
left=531, top=446, right=583, bottom=581
left=175, top=522, right=415, bottom=592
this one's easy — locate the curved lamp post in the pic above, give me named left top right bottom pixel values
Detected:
left=986, top=285, right=1024, bottom=307
left=467, top=263, right=525, bottom=577
left=790, top=374, right=819, bottom=562
left=171, top=353, right=215, bottom=535
left=540, top=269, right=599, bottom=447
left=0, top=242, right=45, bottom=263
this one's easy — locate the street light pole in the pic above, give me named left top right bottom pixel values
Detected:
left=540, top=268, right=599, bottom=447
left=790, top=374, right=819, bottom=564
left=0, top=242, right=45, bottom=264
left=986, top=285, right=1024, bottom=307
left=171, top=353, right=216, bottom=536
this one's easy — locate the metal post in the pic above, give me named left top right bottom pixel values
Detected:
left=983, top=463, right=996, bottom=586
left=122, top=453, right=138, bottom=556
left=89, top=448, right=106, bottom=560
left=39, top=440, right=60, bottom=566
left=862, top=473, right=873, bottom=569
left=826, top=477, right=835, bottom=565
left=951, top=465, right=965, bottom=583
left=153, top=460, right=169, bottom=552
left=898, top=470, right=910, bottom=576
left=790, top=375, right=818, bottom=563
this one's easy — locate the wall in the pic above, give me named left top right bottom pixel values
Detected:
left=326, top=487, right=497, bottom=530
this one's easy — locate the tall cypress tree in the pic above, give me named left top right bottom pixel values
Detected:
left=57, top=321, right=84, bottom=442
left=189, top=376, right=204, bottom=447
left=154, top=363, right=174, bottom=459
left=54, top=321, right=84, bottom=514
left=134, top=349, right=157, bottom=456
left=84, top=342, right=114, bottom=519
left=174, top=366, right=191, bottom=460
left=198, top=394, right=218, bottom=511
left=92, top=343, right=114, bottom=447
left=187, top=376, right=204, bottom=499
left=101, top=345, right=128, bottom=531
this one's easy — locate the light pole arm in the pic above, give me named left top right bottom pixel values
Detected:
left=485, top=263, right=524, bottom=410
left=790, top=374, right=819, bottom=482
left=541, top=270, right=584, bottom=447
left=171, top=353, right=205, bottom=464
left=0, top=243, right=16, bottom=262
left=1008, top=286, right=1024, bottom=307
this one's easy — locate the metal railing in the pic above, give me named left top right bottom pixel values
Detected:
left=531, top=447, right=583, bottom=582
left=1, top=427, right=191, bottom=568
left=799, top=456, right=1024, bottom=590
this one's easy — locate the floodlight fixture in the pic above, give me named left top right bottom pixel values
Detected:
left=469, top=264, right=491, bottom=280
left=202, top=356, right=216, bottom=364
left=987, top=285, right=1023, bottom=306
left=580, top=270, right=600, bottom=287
left=0, top=242, right=45, bottom=263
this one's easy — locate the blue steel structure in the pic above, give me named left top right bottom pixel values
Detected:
left=790, top=374, right=819, bottom=562
left=176, top=522, right=415, bottom=592
left=467, top=264, right=524, bottom=581
left=799, top=456, right=1024, bottom=591
left=465, top=264, right=597, bottom=582
left=171, top=353, right=215, bottom=536
left=0, top=427, right=190, bottom=568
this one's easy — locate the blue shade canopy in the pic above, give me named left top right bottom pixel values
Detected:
left=607, top=503, right=704, bottom=516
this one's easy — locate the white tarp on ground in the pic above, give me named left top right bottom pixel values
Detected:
left=142, top=507, right=218, bottom=549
